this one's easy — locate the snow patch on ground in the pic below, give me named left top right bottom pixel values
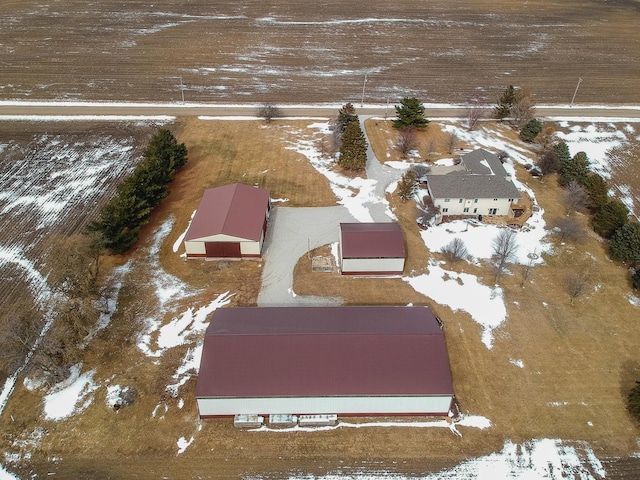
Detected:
left=246, top=439, right=605, bottom=479
left=556, top=124, right=627, bottom=179
left=173, top=209, right=197, bottom=253
left=282, top=122, right=388, bottom=222
left=252, top=415, right=491, bottom=435
left=405, top=262, right=507, bottom=349
left=176, top=436, right=195, bottom=455
left=510, top=359, right=525, bottom=368
left=43, top=365, right=98, bottom=420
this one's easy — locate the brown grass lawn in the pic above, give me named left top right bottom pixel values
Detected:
left=3, top=118, right=640, bottom=479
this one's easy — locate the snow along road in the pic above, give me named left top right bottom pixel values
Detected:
left=1, top=101, right=640, bottom=119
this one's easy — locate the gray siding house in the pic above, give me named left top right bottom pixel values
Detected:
left=426, top=149, right=521, bottom=217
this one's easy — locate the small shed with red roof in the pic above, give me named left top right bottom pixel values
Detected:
left=339, top=223, right=406, bottom=275
left=196, top=306, right=454, bottom=418
left=184, top=184, right=270, bottom=259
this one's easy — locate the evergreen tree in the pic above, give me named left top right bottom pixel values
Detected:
left=592, top=199, right=629, bottom=238
left=559, top=151, right=590, bottom=186
left=628, top=381, right=640, bottom=421
left=397, top=170, right=418, bottom=202
left=494, top=85, right=516, bottom=120
left=338, top=121, right=368, bottom=171
left=336, top=103, right=358, bottom=136
left=553, top=141, right=571, bottom=167
left=609, top=222, right=640, bottom=264
left=519, top=119, right=543, bottom=143
left=582, top=173, right=609, bottom=210
left=393, top=97, right=429, bottom=130
left=143, top=128, right=188, bottom=184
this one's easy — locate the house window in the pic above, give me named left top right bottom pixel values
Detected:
left=508, top=198, right=514, bottom=202
left=474, top=199, right=478, bottom=203
left=459, top=198, right=463, bottom=203
left=489, top=208, right=498, bottom=214
left=473, top=208, right=477, bottom=214
left=442, top=208, right=448, bottom=213
left=463, top=207, right=469, bottom=213
left=444, top=198, right=450, bottom=203
left=493, top=198, right=498, bottom=201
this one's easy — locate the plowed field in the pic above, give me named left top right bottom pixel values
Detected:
left=1, top=0, right=639, bottom=105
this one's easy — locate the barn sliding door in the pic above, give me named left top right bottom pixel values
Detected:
left=205, top=242, right=241, bottom=258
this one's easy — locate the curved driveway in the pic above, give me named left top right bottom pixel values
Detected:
left=257, top=206, right=358, bottom=306
left=257, top=116, right=399, bottom=306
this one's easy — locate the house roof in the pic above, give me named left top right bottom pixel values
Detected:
left=340, top=223, right=405, bottom=259
left=196, top=306, right=454, bottom=399
left=461, top=148, right=509, bottom=176
left=426, top=148, right=521, bottom=200
left=184, top=184, right=270, bottom=242
left=426, top=173, right=521, bottom=200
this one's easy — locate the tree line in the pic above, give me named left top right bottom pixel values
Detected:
left=87, top=128, right=188, bottom=254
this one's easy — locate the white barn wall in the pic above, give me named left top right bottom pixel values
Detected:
left=434, top=197, right=516, bottom=216
left=185, top=241, right=206, bottom=255
left=342, top=258, right=405, bottom=274
left=197, top=395, right=453, bottom=417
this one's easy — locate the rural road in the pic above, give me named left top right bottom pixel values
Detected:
left=1, top=102, right=640, bottom=119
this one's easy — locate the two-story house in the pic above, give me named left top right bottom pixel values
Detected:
left=426, top=149, right=521, bottom=217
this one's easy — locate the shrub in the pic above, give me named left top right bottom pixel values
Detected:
left=553, top=217, right=586, bottom=243
left=441, top=238, right=468, bottom=263
left=519, top=119, right=543, bottom=143
left=628, top=381, right=640, bottom=421
left=632, top=270, right=640, bottom=290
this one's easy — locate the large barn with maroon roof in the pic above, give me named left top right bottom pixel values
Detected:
left=195, top=306, right=455, bottom=418
left=183, top=183, right=270, bottom=259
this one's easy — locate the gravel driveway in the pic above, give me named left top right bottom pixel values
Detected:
left=257, top=116, right=400, bottom=306
left=257, top=206, right=357, bottom=306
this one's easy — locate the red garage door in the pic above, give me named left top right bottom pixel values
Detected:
left=205, top=242, right=241, bottom=258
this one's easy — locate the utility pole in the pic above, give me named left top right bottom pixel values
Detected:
left=570, top=77, right=582, bottom=107
left=179, top=76, right=185, bottom=103
left=360, top=73, right=368, bottom=107
left=385, top=97, right=389, bottom=120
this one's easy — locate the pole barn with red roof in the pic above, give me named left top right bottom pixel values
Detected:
left=184, top=183, right=270, bottom=259
left=339, top=223, right=406, bottom=275
left=196, top=306, right=455, bottom=418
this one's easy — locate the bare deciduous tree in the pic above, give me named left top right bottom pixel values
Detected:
left=510, top=87, right=536, bottom=129
left=565, top=270, right=590, bottom=305
left=534, top=126, right=556, bottom=150
left=394, top=127, right=418, bottom=159
left=538, top=148, right=560, bottom=175
left=563, top=181, right=590, bottom=213
left=466, top=104, right=485, bottom=131
left=446, top=132, right=458, bottom=155
left=492, top=229, right=519, bottom=283
left=256, top=103, right=282, bottom=124
left=426, top=138, right=438, bottom=159
left=441, top=237, right=469, bottom=263
left=553, top=216, right=587, bottom=243
left=520, top=254, right=536, bottom=288
left=409, top=164, right=431, bottom=183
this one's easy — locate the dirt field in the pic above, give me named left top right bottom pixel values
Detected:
left=1, top=0, right=640, bottom=105
left=0, top=121, right=161, bottom=363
